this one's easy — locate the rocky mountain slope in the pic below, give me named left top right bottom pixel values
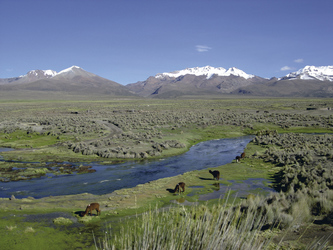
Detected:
left=127, top=65, right=333, bottom=98
left=280, top=66, right=333, bottom=81
left=0, top=66, right=136, bottom=99
left=126, top=66, right=268, bottom=98
left=234, top=66, right=333, bottom=97
left=1, top=65, right=332, bottom=99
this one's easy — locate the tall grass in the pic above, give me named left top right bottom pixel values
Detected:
left=95, top=195, right=274, bottom=250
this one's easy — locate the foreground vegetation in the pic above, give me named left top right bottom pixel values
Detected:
left=96, top=196, right=332, bottom=250
left=97, top=195, right=274, bottom=249
left=95, top=131, right=333, bottom=249
left=1, top=98, right=333, bottom=249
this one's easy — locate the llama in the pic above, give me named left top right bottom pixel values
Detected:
left=81, top=203, right=101, bottom=217
left=174, top=182, right=185, bottom=193
left=209, top=170, right=220, bottom=180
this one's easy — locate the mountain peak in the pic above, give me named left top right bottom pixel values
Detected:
left=283, top=65, right=333, bottom=81
left=56, top=65, right=84, bottom=75
left=24, top=69, right=57, bottom=78
left=155, top=66, right=255, bottom=80
left=52, top=66, right=98, bottom=80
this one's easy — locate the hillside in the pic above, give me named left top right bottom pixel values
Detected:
left=233, top=78, right=333, bottom=97
left=1, top=65, right=333, bottom=99
left=0, top=66, right=137, bottom=100
left=126, top=66, right=268, bottom=98
left=127, top=65, right=333, bottom=98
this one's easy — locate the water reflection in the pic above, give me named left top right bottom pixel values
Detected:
left=192, top=178, right=274, bottom=201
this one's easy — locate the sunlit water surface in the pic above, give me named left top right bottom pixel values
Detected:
left=0, top=135, right=274, bottom=199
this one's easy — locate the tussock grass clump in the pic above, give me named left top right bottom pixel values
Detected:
left=53, top=217, right=73, bottom=226
left=6, top=225, right=17, bottom=231
left=95, top=196, right=275, bottom=250
left=251, top=132, right=333, bottom=221
left=77, top=215, right=100, bottom=223
left=24, top=227, right=35, bottom=233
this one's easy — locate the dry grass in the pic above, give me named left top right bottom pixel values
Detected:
left=95, top=194, right=275, bottom=250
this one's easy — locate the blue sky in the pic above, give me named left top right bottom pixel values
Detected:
left=1, top=0, right=332, bottom=85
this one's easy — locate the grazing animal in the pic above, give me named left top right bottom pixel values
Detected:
left=209, top=170, right=220, bottom=180
left=241, top=152, right=246, bottom=159
left=82, top=203, right=101, bottom=217
left=235, top=156, right=241, bottom=163
left=174, top=182, right=185, bottom=193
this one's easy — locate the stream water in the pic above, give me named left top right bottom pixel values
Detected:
left=0, top=135, right=271, bottom=199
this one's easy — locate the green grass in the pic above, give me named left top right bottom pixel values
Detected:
left=0, top=130, right=62, bottom=148
left=0, top=211, right=95, bottom=250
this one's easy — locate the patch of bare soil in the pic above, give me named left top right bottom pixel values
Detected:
left=273, top=223, right=333, bottom=249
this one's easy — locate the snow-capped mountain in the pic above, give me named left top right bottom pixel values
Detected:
left=0, top=66, right=136, bottom=98
left=24, top=69, right=57, bottom=78
left=282, top=66, right=333, bottom=81
left=57, top=65, right=81, bottom=75
left=127, top=65, right=266, bottom=97
left=2, top=64, right=333, bottom=99
left=155, top=66, right=255, bottom=80
left=51, top=66, right=97, bottom=80
left=24, top=66, right=90, bottom=80
left=0, top=66, right=85, bottom=85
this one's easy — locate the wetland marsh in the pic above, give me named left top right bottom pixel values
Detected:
left=1, top=98, right=333, bottom=249
left=0, top=136, right=254, bottom=198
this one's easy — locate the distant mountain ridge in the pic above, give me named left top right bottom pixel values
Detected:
left=126, top=66, right=267, bottom=98
left=0, top=66, right=94, bottom=85
left=126, top=65, right=333, bottom=98
left=155, top=66, right=255, bottom=80
left=233, top=65, right=333, bottom=97
left=0, top=66, right=136, bottom=99
left=280, top=66, right=333, bottom=81
left=1, top=65, right=332, bottom=99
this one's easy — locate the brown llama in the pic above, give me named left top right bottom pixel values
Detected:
left=174, top=182, right=185, bottom=193
left=241, top=152, right=246, bottom=159
left=81, top=203, right=101, bottom=217
left=235, top=156, right=241, bottom=163
left=209, top=170, right=220, bottom=180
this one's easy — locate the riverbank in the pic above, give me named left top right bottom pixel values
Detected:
left=0, top=157, right=271, bottom=249
left=2, top=139, right=331, bottom=249
left=0, top=152, right=275, bottom=249
left=0, top=143, right=274, bottom=212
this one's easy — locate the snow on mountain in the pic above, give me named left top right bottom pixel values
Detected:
left=19, top=66, right=85, bottom=79
left=52, top=65, right=98, bottom=80
left=155, top=66, right=255, bottom=80
left=283, top=66, right=333, bottom=81
left=56, top=65, right=82, bottom=75
left=22, top=69, right=57, bottom=78
left=0, top=66, right=93, bottom=85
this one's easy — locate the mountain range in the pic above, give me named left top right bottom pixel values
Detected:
left=1, top=65, right=332, bottom=99
left=127, top=65, right=333, bottom=98
left=126, top=66, right=267, bottom=98
left=0, top=66, right=135, bottom=99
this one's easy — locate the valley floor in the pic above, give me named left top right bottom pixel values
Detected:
left=1, top=98, right=333, bottom=249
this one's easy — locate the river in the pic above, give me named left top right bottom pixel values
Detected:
left=0, top=136, right=257, bottom=199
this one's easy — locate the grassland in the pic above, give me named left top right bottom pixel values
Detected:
left=1, top=97, right=333, bottom=249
